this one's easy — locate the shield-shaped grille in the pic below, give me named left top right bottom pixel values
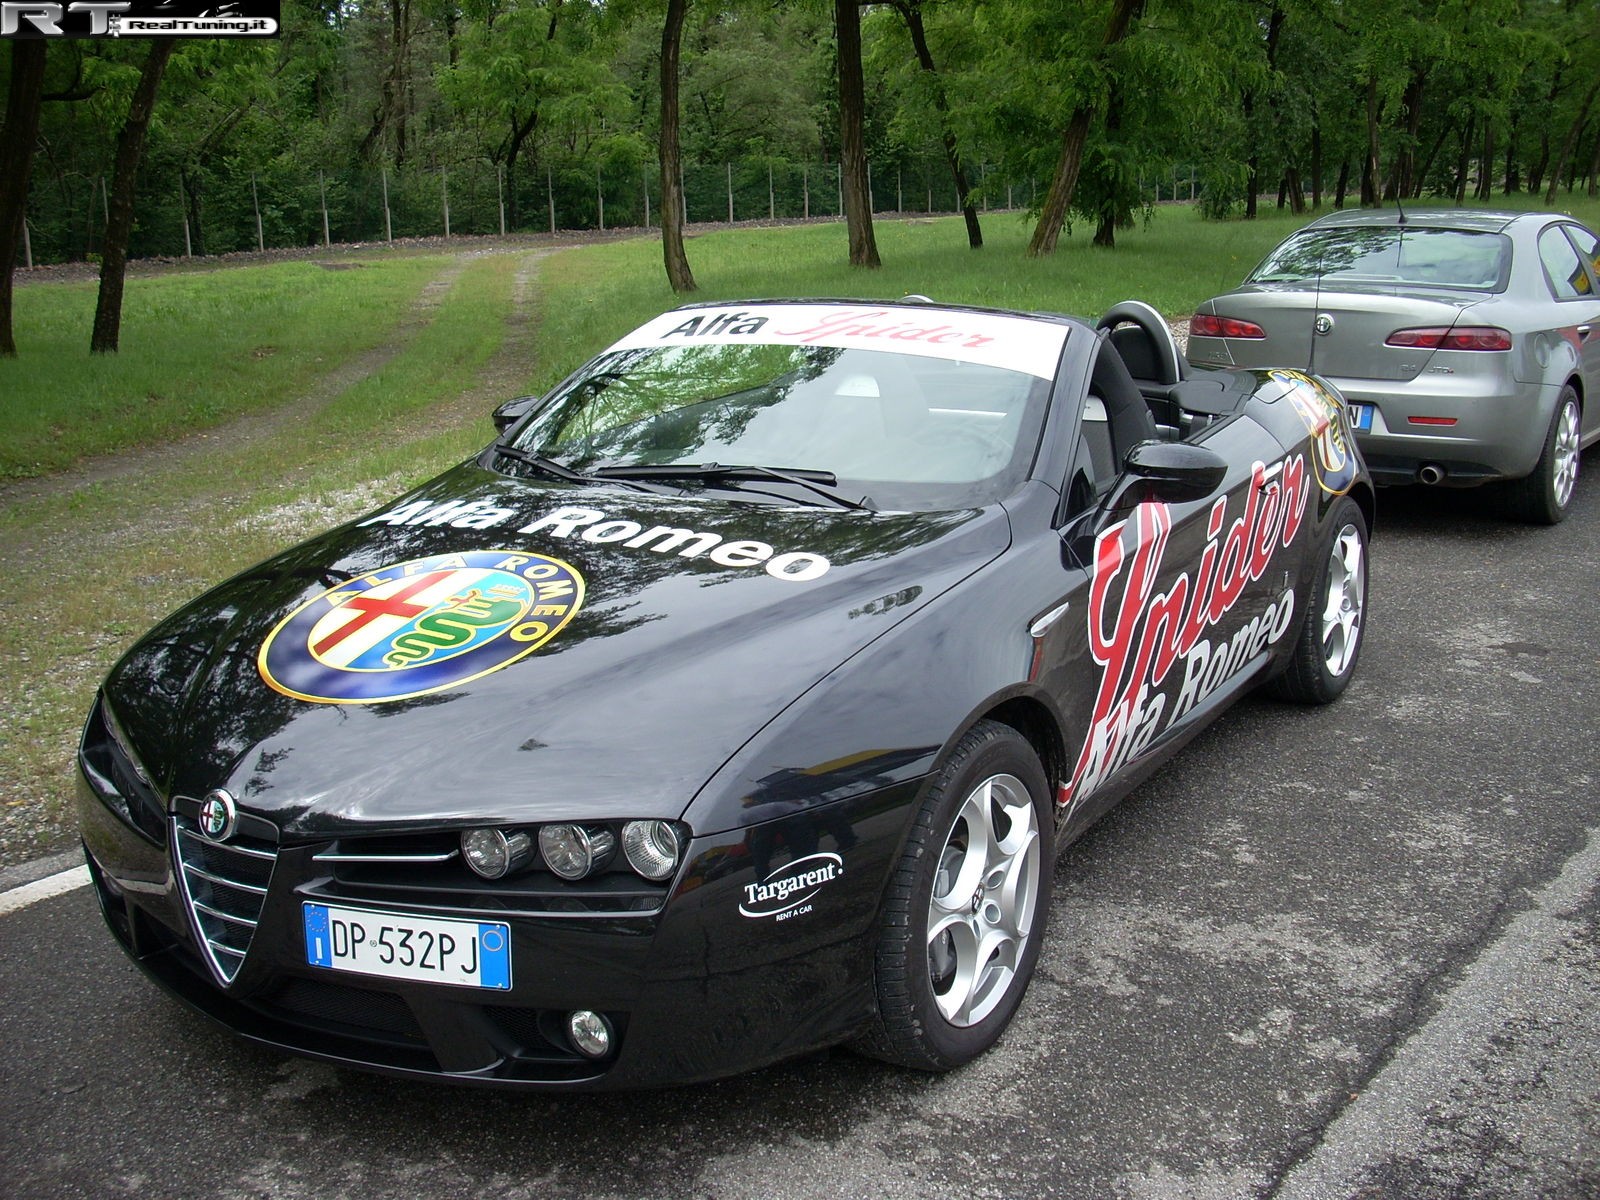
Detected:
left=172, top=814, right=277, bottom=985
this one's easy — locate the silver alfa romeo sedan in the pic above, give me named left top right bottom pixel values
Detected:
left=1189, top=209, right=1600, bottom=523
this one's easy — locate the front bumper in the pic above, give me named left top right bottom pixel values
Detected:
left=77, top=768, right=914, bottom=1090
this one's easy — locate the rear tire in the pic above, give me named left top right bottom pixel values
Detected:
left=853, top=721, right=1052, bottom=1071
left=1268, top=497, right=1367, bottom=705
left=1502, top=387, right=1581, bottom=525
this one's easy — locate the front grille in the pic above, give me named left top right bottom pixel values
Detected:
left=172, top=814, right=278, bottom=985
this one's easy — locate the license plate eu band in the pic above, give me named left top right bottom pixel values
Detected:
left=303, top=902, right=511, bottom=990
left=1348, top=403, right=1374, bottom=432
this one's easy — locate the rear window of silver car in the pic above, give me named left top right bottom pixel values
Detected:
left=1248, top=227, right=1511, bottom=291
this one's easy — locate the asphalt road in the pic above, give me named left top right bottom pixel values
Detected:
left=2, top=468, right=1597, bottom=1200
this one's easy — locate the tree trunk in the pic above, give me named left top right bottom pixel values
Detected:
left=1286, top=166, right=1305, bottom=214
left=1028, top=0, right=1144, bottom=256
left=1453, top=113, right=1474, bottom=205
left=1362, top=76, right=1381, bottom=207
left=1243, top=89, right=1259, bottom=218
left=1334, top=159, right=1349, bottom=209
left=0, top=41, right=48, bottom=359
left=1414, top=118, right=1453, bottom=198
left=90, top=41, right=175, bottom=355
left=1503, top=121, right=1521, bottom=195
left=894, top=0, right=980, bottom=248
left=1311, top=123, right=1323, bottom=209
left=1545, top=77, right=1600, bottom=206
left=1586, top=123, right=1599, bottom=198
left=659, top=0, right=696, bottom=291
left=1476, top=120, right=1494, bottom=201
left=504, top=108, right=539, bottom=231
left=1391, top=69, right=1425, bottom=200
left=835, top=0, right=880, bottom=267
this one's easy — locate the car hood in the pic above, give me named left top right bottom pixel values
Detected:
left=1196, top=284, right=1491, bottom=381
left=102, top=465, right=1009, bottom=837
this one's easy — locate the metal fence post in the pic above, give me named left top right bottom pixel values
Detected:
left=318, top=171, right=330, bottom=246
left=251, top=172, right=264, bottom=251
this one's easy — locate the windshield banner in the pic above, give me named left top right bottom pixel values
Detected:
left=607, top=304, right=1070, bottom=380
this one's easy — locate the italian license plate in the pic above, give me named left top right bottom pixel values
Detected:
left=1347, top=403, right=1374, bottom=432
left=303, top=902, right=511, bottom=990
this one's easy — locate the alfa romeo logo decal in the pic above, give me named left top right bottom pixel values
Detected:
left=1271, top=369, right=1357, bottom=497
left=258, top=550, right=584, bottom=704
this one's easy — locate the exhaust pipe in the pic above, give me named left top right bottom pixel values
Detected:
left=1418, top=463, right=1445, bottom=485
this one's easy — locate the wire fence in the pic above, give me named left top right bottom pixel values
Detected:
left=20, top=156, right=1205, bottom=266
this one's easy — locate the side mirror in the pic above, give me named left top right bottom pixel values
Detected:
left=492, top=395, right=540, bottom=437
left=1117, top=439, right=1228, bottom=505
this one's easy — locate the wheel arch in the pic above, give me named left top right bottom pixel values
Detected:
left=979, top=694, right=1067, bottom=802
left=1347, top=478, right=1377, bottom=538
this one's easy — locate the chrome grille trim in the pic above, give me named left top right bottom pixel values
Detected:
left=313, top=849, right=460, bottom=864
left=192, top=900, right=259, bottom=927
left=185, top=865, right=269, bottom=894
left=172, top=816, right=278, bottom=986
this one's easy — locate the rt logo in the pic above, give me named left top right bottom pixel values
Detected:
left=2, top=2, right=128, bottom=34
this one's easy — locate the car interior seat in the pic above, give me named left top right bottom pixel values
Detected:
left=1090, top=340, right=1160, bottom=465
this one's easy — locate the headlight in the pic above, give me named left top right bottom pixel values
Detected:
left=538, top=824, right=617, bottom=881
left=621, top=820, right=683, bottom=881
left=460, top=828, right=535, bottom=880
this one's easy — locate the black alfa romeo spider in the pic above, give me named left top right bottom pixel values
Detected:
left=78, top=298, right=1374, bottom=1088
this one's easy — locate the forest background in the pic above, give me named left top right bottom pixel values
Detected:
left=3, top=0, right=1599, bottom=285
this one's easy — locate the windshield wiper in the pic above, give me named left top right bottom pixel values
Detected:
left=592, top=463, right=873, bottom=511
left=489, top=444, right=655, bottom=493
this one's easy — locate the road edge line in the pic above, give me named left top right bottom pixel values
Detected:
left=0, top=865, right=91, bottom=917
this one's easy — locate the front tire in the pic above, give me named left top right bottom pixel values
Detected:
left=855, top=721, right=1052, bottom=1071
left=1502, top=386, right=1581, bottom=525
left=1268, top=496, right=1368, bottom=705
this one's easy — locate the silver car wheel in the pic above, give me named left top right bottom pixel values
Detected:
left=926, top=773, right=1041, bottom=1028
left=1320, top=523, right=1365, bottom=678
left=1552, top=399, right=1581, bottom=510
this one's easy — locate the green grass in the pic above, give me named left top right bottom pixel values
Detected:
left=0, top=256, right=446, bottom=480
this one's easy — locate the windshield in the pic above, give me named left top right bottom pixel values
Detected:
left=503, top=340, right=1054, bottom=511
left=1249, top=227, right=1510, bottom=291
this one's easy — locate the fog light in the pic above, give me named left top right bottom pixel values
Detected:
left=567, top=1009, right=613, bottom=1059
left=622, top=820, right=683, bottom=881
left=538, top=824, right=616, bottom=880
left=461, top=828, right=534, bottom=880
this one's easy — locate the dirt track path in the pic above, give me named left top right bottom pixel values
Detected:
left=1, top=246, right=544, bottom=513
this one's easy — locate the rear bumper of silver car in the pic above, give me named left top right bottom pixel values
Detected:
left=1320, top=374, right=1558, bottom=487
